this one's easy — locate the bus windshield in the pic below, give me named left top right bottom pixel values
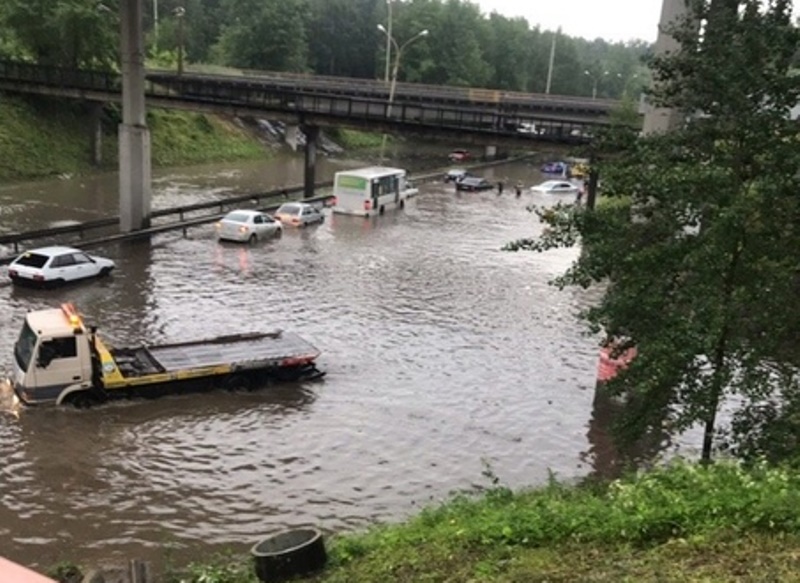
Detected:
left=14, top=320, right=38, bottom=372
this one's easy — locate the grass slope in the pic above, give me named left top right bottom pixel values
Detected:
left=162, top=460, right=800, bottom=583
left=0, top=95, right=266, bottom=182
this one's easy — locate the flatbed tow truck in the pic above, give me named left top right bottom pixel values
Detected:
left=9, top=303, right=325, bottom=407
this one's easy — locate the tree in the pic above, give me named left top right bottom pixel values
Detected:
left=507, top=0, right=800, bottom=464
left=306, top=0, right=381, bottom=78
left=213, top=0, right=308, bottom=72
left=2, top=0, right=118, bottom=68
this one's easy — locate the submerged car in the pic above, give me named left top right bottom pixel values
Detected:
left=273, top=202, right=325, bottom=227
left=530, top=180, right=581, bottom=196
left=455, top=177, right=494, bottom=192
left=215, top=209, right=282, bottom=243
left=8, top=246, right=115, bottom=287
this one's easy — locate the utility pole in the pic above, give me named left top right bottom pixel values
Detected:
left=545, top=27, right=559, bottom=94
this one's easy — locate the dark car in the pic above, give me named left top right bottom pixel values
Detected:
left=541, top=161, right=568, bottom=174
left=455, top=177, right=494, bottom=192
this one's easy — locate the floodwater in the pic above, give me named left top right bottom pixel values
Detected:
left=0, top=147, right=647, bottom=573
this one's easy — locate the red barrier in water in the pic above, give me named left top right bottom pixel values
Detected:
left=597, top=344, right=637, bottom=383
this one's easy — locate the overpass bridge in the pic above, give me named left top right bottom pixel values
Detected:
left=0, top=59, right=619, bottom=145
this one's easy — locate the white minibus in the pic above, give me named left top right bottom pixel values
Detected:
left=331, top=166, right=418, bottom=217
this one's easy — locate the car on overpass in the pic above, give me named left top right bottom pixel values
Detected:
left=448, top=149, right=471, bottom=163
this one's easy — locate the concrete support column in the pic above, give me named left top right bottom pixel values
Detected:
left=89, top=101, right=104, bottom=166
left=642, top=0, right=690, bottom=135
left=303, top=125, right=320, bottom=200
left=119, top=0, right=152, bottom=232
left=484, top=145, right=497, bottom=159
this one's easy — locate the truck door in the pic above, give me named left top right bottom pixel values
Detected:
left=31, top=336, right=89, bottom=392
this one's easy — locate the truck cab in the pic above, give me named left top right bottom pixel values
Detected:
left=12, top=303, right=95, bottom=405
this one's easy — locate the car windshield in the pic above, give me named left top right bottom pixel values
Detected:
left=13, top=252, right=49, bottom=268
left=14, top=320, right=38, bottom=372
left=225, top=212, right=251, bottom=223
left=277, top=205, right=301, bottom=216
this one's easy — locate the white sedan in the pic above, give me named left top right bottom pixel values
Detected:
left=8, top=246, right=115, bottom=287
left=215, top=210, right=283, bottom=243
left=530, top=180, right=581, bottom=196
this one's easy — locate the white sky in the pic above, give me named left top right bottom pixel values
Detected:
left=473, top=0, right=665, bottom=43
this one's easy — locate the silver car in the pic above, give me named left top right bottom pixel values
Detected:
left=215, top=210, right=283, bottom=243
left=273, top=202, right=324, bottom=227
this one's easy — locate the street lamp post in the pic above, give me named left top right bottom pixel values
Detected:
left=174, top=6, right=185, bottom=75
left=383, top=0, right=393, bottom=85
left=584, top=70, right=622, bottom=99
left=153, top=0, right=159, bottom=52
left=377, top=24, right=429, bottom=162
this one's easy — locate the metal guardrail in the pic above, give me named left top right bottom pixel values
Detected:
left=0, top=184, right=334, bottom=262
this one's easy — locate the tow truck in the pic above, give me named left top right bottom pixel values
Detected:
left=9, top=303, right=325, bottom=407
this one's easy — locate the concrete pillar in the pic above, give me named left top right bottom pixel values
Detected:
left=303, top=125, right=320, bottom=199
left=285, top=125, right=300, bottom=152
left=89, top=101, right=104, bottom=166
left=484, top=145, right=497, bottom=159
left=119, top=0, right=152, bottom=232
left=642, top=0, right=690, bottom=135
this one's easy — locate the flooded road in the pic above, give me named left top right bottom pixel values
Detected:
left=0, top=148, right=621, bottom=571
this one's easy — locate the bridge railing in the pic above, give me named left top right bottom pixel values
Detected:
left=148, top=65, right=619, bottom=111
left=0, top=60, right=120, bottom=92
left=0, top=59, right=612, bottom=139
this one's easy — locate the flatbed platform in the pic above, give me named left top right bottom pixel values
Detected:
left=110, top=331, right=320, bottom=377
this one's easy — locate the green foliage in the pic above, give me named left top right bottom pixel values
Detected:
left=506, top=0, right=800, bottom=465
left=146, top=109, right=264, bottom=167
left=301, top=461, right=800, bottom=581
left=46, top=561, right=82, bottom=583
left=1, top=0, right=118, bottom=68
left=0, top=0, right=651, bottom=98
left=327, top=128, right=384, bottom=149
left=213, top=0, right=308, bottom=72
left=168, top=550, right=257, bottom=583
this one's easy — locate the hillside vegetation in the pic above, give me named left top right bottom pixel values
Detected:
left=0, top=94, right=266, bottom=182
left=149, top=461, right=800, bottom=583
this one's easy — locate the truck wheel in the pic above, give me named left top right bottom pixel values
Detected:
left=399, top=199, right=405, bottom=209
left=223, top=374, right=250, bottom=392
left=379, top=205, right=385, bottom=215
left=65, top=391, right=96, bottom=409
left=249, top=234, right=257, bottom=244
